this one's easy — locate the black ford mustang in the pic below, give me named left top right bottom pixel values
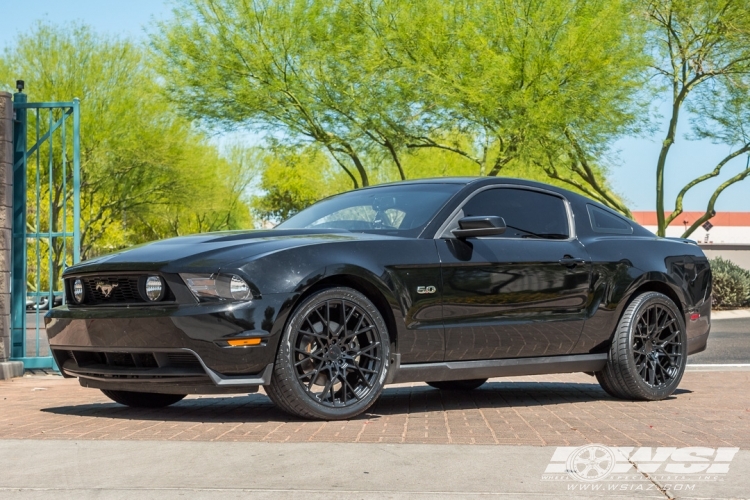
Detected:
left=46, top=177, right=712, bottom=420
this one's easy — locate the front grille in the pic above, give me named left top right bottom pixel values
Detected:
left=57, top=349, right=202, bottom=371
left=82, top=276, right=142, bottom=304
left=166, top=353, right=203, bottom=368
left=105, top=352, right=137, bottom=367
left=66, top=275, right=174, bottom=306
left=54, top=348, right=208, bottom=382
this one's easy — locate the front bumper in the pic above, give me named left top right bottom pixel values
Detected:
left=45, top=293, right=296, bottom=393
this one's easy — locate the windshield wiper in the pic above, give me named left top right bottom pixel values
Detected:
left=505, top=224, right=567, bottom=240
left=525, top=233, right=569, bottom=240
left=505, top=224, right=544, bottom=238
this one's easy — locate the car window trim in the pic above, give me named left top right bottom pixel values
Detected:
left=433, top=184, right=577, bottom=242
left=586, top=203, right=634, bottom=235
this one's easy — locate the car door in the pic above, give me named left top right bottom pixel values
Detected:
left=436, top=186, right=592, bottom=361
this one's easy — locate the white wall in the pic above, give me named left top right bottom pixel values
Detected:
left=700, top=248, right=750, bottom=271
left=642, top=225, right=750, bottom=244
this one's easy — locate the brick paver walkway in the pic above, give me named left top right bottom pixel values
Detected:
left=2, top=371, right=748, bottom=447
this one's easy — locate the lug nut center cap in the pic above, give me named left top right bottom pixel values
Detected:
left=329, top=345, right=343, bottom=359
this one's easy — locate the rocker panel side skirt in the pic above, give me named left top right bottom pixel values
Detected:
left=391, top=353, right=608, bottom=384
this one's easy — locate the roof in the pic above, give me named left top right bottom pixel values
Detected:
left=372, top=177, right=477, bottom=186
left=364, top=176, right=573, bottom=189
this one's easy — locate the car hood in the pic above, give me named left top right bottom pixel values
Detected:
left=64, top=229, right=403, bottom=275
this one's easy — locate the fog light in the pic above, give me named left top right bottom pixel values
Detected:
left=145, top=276, right=165, bottom=301
left=73, top=279, right=84, bottom=304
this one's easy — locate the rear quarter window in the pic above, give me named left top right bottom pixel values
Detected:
left=587, top=205, right=633, bottom=235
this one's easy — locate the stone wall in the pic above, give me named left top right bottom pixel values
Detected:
left=0, top=92, right=12, bottom=363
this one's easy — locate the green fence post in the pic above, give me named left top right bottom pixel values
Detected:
left=11, top=85, right=27, bottom=359
left=72, top=98, right=80, bottom=263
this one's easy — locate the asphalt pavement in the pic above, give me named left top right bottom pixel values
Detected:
left=689, top=317, right=750, bottom=364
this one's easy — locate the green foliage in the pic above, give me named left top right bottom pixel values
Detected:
left=153, top=0, right=648, bottom=214
left=251, top=146, right=349, bottom=223
left=0, top=22, right=253, bottom=269
left=126, top=142, right=255, bottom=245
left=646, top=0, right=750, bottom=237
left=248, top=139, right=620, bottom=223
left=710, top=257, right=750, bottom=309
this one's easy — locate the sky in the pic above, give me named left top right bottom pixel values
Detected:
left=1, top=0, right=748, bottom=213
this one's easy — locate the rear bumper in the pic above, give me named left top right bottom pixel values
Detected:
left=45, top=293, right=296, bottom=393
left=686, top=301, right=712, bottom=356
left=687, top=332, right=709, bottom=356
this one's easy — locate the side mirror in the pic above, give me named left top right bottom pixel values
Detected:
left=452, top=216, right=506, bottom=239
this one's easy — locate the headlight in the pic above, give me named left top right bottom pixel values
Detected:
left=229, top=275, right=252, bottom=300
left=180, top=273, right=254, bottom=302
left=144, top=276, right=165, bottom=301
left=73, top=278, right=85, bottom=304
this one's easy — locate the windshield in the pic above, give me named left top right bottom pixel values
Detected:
left=277, top=183, right=462, bottom=237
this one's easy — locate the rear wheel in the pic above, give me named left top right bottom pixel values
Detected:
left=596, top=292, right=687, bottom=401
left=427, top=379, right=487, bottom=391
left=266, top=287, right=390, bottom=420
left=101, top=390, right=186, bottom=408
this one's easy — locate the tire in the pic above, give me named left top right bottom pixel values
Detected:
left=266, top=287, right=390, bottom=420
left=101, top=390, right=186, bottom=408
left=426, top=379, right=487, bottom=391
left=596, top=292, right=687, bottom=401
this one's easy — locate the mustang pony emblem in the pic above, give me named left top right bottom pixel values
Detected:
left=95, top=281, right=119, bottom=298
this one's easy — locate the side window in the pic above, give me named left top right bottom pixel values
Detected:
left=459, top=188, right=570, bottom=239
left=587, top=205, right=633, bottom=234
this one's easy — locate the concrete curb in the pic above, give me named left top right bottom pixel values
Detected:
left=712, top=309, right=750, bottom=320
left=0, top=361, right=23, bottom=380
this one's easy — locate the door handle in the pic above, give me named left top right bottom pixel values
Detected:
left=559, top=256, right=587, bottom=268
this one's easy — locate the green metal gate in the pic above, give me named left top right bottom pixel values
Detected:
left=11, top=84, right=81, bottom=370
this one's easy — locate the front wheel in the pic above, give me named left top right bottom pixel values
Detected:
left=427, top=379, right=487, bottom=391
left=266, top=287, right=390, bottom=420
left=596, top=292, right=687, bottom=401
left=101, top=390, right=186, bottom=408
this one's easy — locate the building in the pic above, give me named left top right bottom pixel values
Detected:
left=632, top=212, right=750, bottom=244
left=632, top=211, right=750, bottom=270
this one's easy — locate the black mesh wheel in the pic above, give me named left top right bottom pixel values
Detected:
left=596, top=292, right=687, bottom=401
left=266, top=287, right=390, bottom=420
left=101, top=390, right=186, bottom=408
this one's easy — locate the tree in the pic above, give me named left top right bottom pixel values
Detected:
left=251, top=145, right=350, bottom=223
left=370, top=0, right=645, bottom=215
left=125, top=142, right=255, bottom=244
left=153, top=0, right=382, bottom=188
left=153, top=0, right=647, bottom=213
left=645, top=0, right=750, bottom=237
left=0, top=22, right=252, bottom=291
